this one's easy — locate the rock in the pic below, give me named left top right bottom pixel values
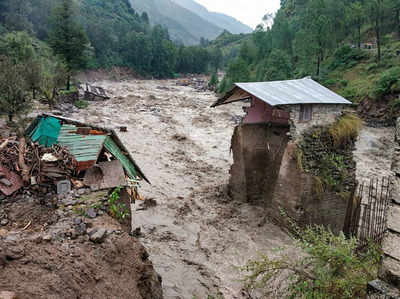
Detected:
left=85, top=207, right=97, bottom=219
left=75, top=223, right=87, bottom=235
left=74, top=217, right=82, bottom=225
left=77, top=188, right=88, bottom=196
left=379, top=256, right=400, bottom=289
left=0, top=219, right=8, bottom=226
left=367, top=279, right=400, bottom=298
left=0, top=291, right=18, bottom=299
left=61, top=196, right=75, bottom=206
left=42, top=235, right=52, bottom=242
left=89, top=228, right=107, bottom=243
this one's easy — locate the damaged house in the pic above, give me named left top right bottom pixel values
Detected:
left=24, top=114, right=149, bottom=197
left=212, top=77, right=356, bottom=233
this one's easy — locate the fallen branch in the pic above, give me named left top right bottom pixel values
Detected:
left=0, top=139, right=8, bottom=150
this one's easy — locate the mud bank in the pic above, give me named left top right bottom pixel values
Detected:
left=69, top=78, right=294, bottom=298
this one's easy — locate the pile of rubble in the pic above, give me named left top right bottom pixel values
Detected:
left=176, top=75, right=211, bottom=92
left=0, top=137, right=77, bottom=197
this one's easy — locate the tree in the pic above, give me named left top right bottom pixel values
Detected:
left=365, top=0, right=388, bottom=62
left=348, top=1, right=365, bottom=48
left=296, top=0, right=332, bottom=76
left=39, top=59, right=67, bottom=107
left=256, top=49, right=292, bottom=81
left=140, top=12, right=149, bottom=25
left=0, top=31, right=36, bottom=63
left=49, top=0, right=88, bottom=90
left=0, top=56, right=30, bottom=122
left=24, top=58, right=42, bottom=99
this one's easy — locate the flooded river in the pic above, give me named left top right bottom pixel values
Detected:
left=70, top=77, right=293, bottom=298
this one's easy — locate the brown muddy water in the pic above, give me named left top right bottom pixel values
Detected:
left=68, top=77, right=394, bottom=299
left=69, top=78, right=294, bottom=298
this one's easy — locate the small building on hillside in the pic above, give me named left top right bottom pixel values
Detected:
left=25, top=114, right=149, bottom=195
left=212, top=77, right=353, bottom=233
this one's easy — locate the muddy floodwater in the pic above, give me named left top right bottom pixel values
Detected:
left=68, top=77, right=395, bottom=299
left=69, top=78, right=293, bottom=298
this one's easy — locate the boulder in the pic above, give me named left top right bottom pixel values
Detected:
left=89, top=228, right=107, bottom=243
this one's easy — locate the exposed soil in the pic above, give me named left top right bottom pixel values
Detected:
left=353, top=125, right=395, bottom=184
left=68, top=77, right=294, bottom=298
left=0, top=192, right=163, bottom=299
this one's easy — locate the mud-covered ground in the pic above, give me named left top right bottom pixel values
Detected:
left=353, top=126, right=395, bottom=184
left=70, top=77, right=294, bottom=298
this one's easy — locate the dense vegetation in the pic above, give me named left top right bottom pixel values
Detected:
left=243, top=224, right=381, bottom=298
left=0, top=0, right=221, bottom=79
left=219, top=0, right=400, bottom=105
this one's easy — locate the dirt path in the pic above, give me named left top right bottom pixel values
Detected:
left=353, top=126, right=395, bottom=184
left=70, top=78, right=293, bottom=299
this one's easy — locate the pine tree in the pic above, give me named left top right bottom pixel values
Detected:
left=49, top=0, right=88, bottom=90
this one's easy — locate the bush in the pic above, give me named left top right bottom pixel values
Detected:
left=329, top=45, right=367, bottom=70
left=365, top=63, right=378, bottom=72
left=242, top=225, right=381, bottom=299
left=373, top=66, right=400, bottom=97
left=75, top=100, right=89, bottom=109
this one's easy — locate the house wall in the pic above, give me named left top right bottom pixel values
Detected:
left=287, top=104, right=344, bottom=140
left=228, top=103, right=350, bottom=233
left=243, top=98, right=289, bottom=125
left=229, top=123, right=290, bottom=203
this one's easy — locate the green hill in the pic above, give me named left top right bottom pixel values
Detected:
left=171, top=0, right=252, bottom=35
left=129, top=0, right=224, bottom=45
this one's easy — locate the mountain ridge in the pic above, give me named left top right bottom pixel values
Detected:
left=129, top=0, right=252, bottom=45
left=171, top=0, right=253, bottom=34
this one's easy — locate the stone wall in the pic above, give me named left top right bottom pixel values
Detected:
left=286, top=104, right=344, bottom=140
left=268, top=142, right=350, bottom=234
left=375, top=117, right=400, bottom=296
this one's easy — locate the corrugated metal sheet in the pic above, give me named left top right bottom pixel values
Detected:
left=217, top=78, right=352, bottom=107
left=57, top=124, right=106, bottom=164
left=104, top=137, right=138, bottom=180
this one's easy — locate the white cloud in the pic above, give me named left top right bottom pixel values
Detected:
left=194, top=0, right=281, bottom=29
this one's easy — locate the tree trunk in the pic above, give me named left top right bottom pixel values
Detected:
left=376, top=17, right=381, bottom=62
left=18, top=137, right=30, bottom=183
left=397, top=9, right=400, bottom=39
left=67, top=75, right=70, bottom=91
left=32, top=88, right=36, bottom=100
left=316, top=54, right=321, bottom=77
left=8, top=114, right=13, bottom=122
left=358, top=23, right=361, bottom=48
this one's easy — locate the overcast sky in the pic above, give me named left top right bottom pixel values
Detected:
left=195, top=0, right=281, bottom=29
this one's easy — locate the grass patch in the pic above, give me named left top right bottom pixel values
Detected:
left=329, top=114, right=363, bottom=149
left=59, top=85, right=78, bottom=95
left=75, top=99, right=89, bottom=109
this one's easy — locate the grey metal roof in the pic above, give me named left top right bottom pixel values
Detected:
left=233, top=78, right=351, bottom=106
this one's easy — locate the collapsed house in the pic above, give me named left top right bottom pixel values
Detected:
left=20, top=114, right=149, bottom=197
left=212, top=77, right=354, bottom=233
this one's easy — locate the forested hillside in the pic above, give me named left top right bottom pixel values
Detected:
left=219, top=0, right=400, bottom=116
left=0, top=0, right=222, bottom=78
left=129, top=0, right=223, bottom=45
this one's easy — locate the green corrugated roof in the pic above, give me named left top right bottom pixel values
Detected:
left=30, top=116, right=62, bottom=147
left=104, top=136, right=138, bottom=179
left=57, top=124, right=106, bottom=162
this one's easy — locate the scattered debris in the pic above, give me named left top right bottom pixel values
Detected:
left=84, top=83, right=110, bottom=101
left=176, top=75, right=211, bottom=92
